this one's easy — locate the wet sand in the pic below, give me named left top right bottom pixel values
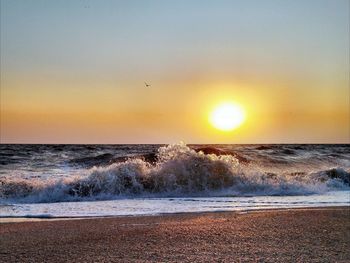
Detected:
left=1, top=207, right=349, bottom=262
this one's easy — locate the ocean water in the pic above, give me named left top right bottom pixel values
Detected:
left=0, top=143, right=349, bottom=218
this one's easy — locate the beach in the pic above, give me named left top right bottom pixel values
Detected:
left=1, top=0, right=349, bottom=261
left=1, top=207, right=349, bottom=262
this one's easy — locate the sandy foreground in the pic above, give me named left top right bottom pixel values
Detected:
left=1, top=207, right=349, bottom=262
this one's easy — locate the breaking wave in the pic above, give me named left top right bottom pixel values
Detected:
left=1, top=143, right=349, bottom=203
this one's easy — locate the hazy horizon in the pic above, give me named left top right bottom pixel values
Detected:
left=1, top=0, right=349, bottom=144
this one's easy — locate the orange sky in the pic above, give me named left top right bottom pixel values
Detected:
left=1, top=0, right=349, bottom=143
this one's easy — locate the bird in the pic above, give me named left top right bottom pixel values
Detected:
left=144, top=82, right=151, bottom=88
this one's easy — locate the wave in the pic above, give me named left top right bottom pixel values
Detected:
left=0, top=143, right=349, bottom=203
left=68, top=152, right=158, bottom=168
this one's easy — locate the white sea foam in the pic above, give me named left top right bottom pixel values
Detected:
left=1, top=191, right=349, bottom=218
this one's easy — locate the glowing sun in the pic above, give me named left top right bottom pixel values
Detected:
left=209, top=102, right=245, bottom=131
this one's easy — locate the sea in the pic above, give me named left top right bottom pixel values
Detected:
left=0, top=143, right=349, bottom=218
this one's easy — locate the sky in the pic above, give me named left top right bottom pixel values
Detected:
left=1, top=0, right=349, bottom=143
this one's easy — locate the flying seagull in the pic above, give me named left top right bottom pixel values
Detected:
left=144, top=82, right=151, bottom=88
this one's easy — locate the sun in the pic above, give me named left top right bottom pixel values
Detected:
left=209, top=102, right=245, bottom=131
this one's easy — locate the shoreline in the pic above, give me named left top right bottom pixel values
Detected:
left=1, top=205, right=349, bottom=223
left=1, top=207, right=349, bottom=262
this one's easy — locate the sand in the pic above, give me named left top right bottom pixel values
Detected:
left=1, top=207, right=349, bottom=262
